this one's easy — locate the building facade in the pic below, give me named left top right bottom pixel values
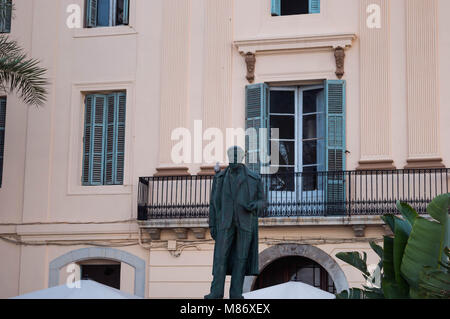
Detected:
left=0, top=0, right=449, bottom=298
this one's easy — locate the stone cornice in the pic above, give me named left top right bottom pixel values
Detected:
left=234, top=33, right=357, bottom=54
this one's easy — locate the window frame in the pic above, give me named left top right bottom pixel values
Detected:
left=82, top=91, right=127, bottom=187
left=271, top=0, right=321, bottom=17
left=85, top=0, right=130, bottom=28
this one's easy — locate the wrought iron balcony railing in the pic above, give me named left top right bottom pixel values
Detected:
left=138, top=169, right=449, bottom=220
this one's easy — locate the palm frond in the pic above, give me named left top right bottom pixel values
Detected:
left=0, top=35, right=49, bottom=106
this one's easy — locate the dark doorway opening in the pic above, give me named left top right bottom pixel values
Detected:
left=253, top=256, right=336, bottom=293
left=281, top=0, right=310, bottom=16
left=81, top=264, right=121, bottom=290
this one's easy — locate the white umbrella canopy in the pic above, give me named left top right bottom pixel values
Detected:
left=11, top=280, right=142, bottom=299
left=243, top=281, right=336, bottom=300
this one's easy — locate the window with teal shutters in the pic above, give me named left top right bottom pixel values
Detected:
left=82, top=92, right=126, bottom=186
left=245, top=83, right=269, bottom=174
left=86, top=0, right=130, bottom=27
left=272, top=0, right=320, bottom=16
left=325, top=80, right=346, bottom=215
left=0, top=97, right=6, bottom=187
left=0, top=0, right=12, bottom=33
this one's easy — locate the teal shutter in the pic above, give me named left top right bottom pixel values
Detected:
left=271, top=0, right=281, bottom=16
left=104, top=92, right=126, bottom=185
left=0, top=0, right=12, bottom=33
left=86, top=0, right=98, bottom=28
left=309, top=0, right=320, bottom=14
left=104, top=94, right=116, bottom=185
left=325, top=80, right=346, bottom=215
left=83, top=92, right=125, bottom=186
left=0, top=97, right=6, bottom=187
left=82, top=94, right=107, bottom=186
left=115, top=92, right=126, bottom=184
left=123, top=0, right=129, bottom=25
left=245, top=83, right=269, bottom=174
left=82, top=95, right=94, bottom=185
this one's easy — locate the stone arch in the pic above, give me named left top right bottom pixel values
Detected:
left=243, top=244, right=349, bottom=294
left=48, top=247, right=146, bottom=297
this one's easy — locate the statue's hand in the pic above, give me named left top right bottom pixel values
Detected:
left=244, top=202, right=258, bottom=212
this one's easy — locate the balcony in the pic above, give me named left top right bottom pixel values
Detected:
left=137, top=169, right=449, bottom=239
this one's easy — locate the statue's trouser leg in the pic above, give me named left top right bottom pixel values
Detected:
left=229, top=228, right=252, bottom=299
left=207, top=227, right=235, bottom=298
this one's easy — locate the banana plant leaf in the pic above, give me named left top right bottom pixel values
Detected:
left=336, top=251, right=370, bottom=277
left=396, top=201, right=419, bottom=227
left=426, top=193, right=450, bottom=263
left=336, top=288, right=364, bottom=299
left=381, top=215, right=395, bottom=233
left=400, top=194, right=449, bottom=295
left=393, top=216, right=411, bottom=284
left=416, top=266, right=450, bottom=299
left=370, top=241, right=384, bottom=270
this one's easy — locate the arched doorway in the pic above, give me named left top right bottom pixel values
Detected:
left=243, top=244, right=348, bottom=294
left=253, top=256, right=336, bottom=293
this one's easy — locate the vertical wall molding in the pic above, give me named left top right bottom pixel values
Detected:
left=405, top=0, right=442, bottom=167
left=358, top=0, right=394, bottom=170
left=201, top=0, right=233, bottom=164
left=158, top=0, right=192, bottom=165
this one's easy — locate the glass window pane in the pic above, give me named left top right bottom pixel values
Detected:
left=303, top=140, right=317, bottom=165
left=303, top=114, right=317, bottom=139
left=116, top=0, right=126, bottom=25
left=302, top=166, right=318, bottom=192
left=270, top=141, right=295, bottom=166
left=271, top=115, right=295, bottom=140
left=270, top=90, right=295, bottom=114
left=269, top=167, right=295, bottom=192
left=303, top=89, right=321, bottom=113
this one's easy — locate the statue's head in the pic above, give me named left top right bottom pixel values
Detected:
left=227, top=146, right=245, bottom=170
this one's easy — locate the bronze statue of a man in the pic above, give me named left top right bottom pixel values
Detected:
left=205, top=146, right=266, bottom=299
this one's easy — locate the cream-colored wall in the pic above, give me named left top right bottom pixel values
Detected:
left=1, top=0, right=449, bottom=299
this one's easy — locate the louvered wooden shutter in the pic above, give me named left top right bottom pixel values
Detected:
left=309, top=0, right=320, bottom=14
left=115, top=92, right=126, bottom=184
left=246, top=83, right=269, bottom=174
left=0, top=0, right=12, bottom=33
left=86, top=0, right=98, bottom=28
left=123, top=0, right=129, bottom=25
left=325, top=80, right=346, bottom=215
left=271, top=0, right=281, bottom=16
left=82, top=94, right=107, bottom=186
left=104, top=94, right=116, bottom=185
left=0, top=97, right=6, bottom=187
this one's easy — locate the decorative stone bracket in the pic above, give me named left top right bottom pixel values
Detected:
left=235, top=33, right=356, bottom=83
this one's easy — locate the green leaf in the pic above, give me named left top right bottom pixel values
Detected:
left=370, top=241, right=384, bottom=270
left=426, top=193, right=450, bottom=263
left=417, top=266, right=450, bottom=299
left=381, top=215, right=395, bottom=233
left=400, top=217, right=443, bottom=289
left=393, top=216, right=411, bottom=284
left=336, top=288, right=364, bottom=299
left=396, top=201, right=419, bottom=227
left=383, top=236, right=395, bottom=281
left=382, top=278, right=409, bottom=299
left=336, top=251, right=370, bottom=277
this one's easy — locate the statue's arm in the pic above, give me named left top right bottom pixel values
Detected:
left=209, top=177, right=217, bottom=239
left=245, top=178, right=267, bottom=215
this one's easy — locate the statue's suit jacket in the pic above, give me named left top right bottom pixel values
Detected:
left=209, top=165, right=266, bottom=276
